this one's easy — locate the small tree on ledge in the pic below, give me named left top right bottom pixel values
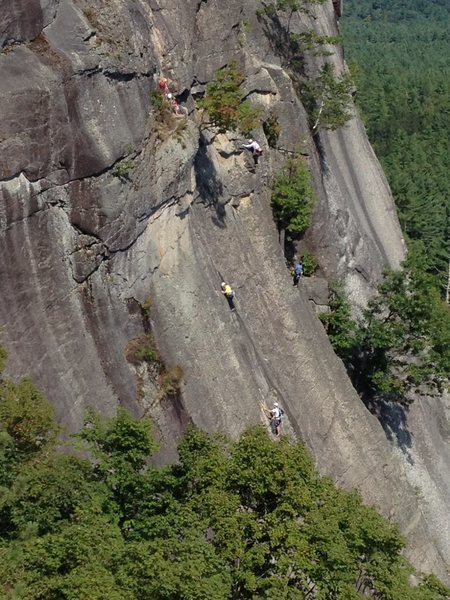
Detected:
left=198, top=62, right=262, bottom=135
left=300, top=63, right=354, bottom=131
left=271, top=157, right=317, bottom=247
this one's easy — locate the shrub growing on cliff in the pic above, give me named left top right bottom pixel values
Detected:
left=198, top=62, right=262, bottom=134
left=126, top=334, right=160, bottom=366
left=271, top=157, right=317, bottom=239
left=113, top=157, right=134, bottom=180
left=355, top=261, right=450, bottom=399
left=320, top=256, right=450, bottom=403
left=258, top=0, right=327, bottom=28
left=301, top=249, right=318, bottom=275
left=150, top=91, right=187, bottom=144
left=293, top=30, right=342, bottom=54
left=158, top=365, right=184, bottom=399
left=263, top=109, right=282, bottom=147
left=319, top=282, right=358, bottom=360
left=141, top=296, right=153, bottom=319
left=0, top=345, right=7, bottom=373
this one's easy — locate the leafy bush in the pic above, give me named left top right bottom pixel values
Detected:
left=0, top=377, right=58, bottom=461
left=151, top=90, right=177, bottom=128
left=258, top=0, right=326, bottom=22
left=151, top=91, right=188, bottom=143
left=301, top=249, right=318, bottom=275
left=0, top=345, right=7, bottom=373
left=126, top=335, right=160, bottom=366
left=150, top=90, right=168, bottom=116
left=113, top=158, right=134, bottom=179
left=236, top=101, right=262, bottom=135
left=271, top=158, right=317, bottom=237
left=126, top=334, right=185, bottom=400
left=293, top=30, right=341, bottom=53
left=198, top=62, right=262, bottom=134
left=319, top=282, right=358, bottom=359
left=300, top=63, right=354, bottom=130
left=263, top=110, right=281, bottom=147
left=141, top=297, right=153, bottom=318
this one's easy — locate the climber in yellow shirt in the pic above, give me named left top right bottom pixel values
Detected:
left=221, top=282, right=236, bottom=311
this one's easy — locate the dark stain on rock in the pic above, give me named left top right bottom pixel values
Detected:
left=194, top=136, right=226, bottom=227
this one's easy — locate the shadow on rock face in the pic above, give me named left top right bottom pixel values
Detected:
left=175, top=207, right=190, bottom=220
left=194, top=136, right=226, bottom=228
left=367, top=398, right=414, bottom=465
left=257, top=10, right=307, bottom=78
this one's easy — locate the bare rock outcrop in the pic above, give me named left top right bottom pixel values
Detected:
left=0, top=0, right=448, bottom=579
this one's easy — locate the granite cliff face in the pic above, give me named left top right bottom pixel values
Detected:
left=1, top=0, right=449, bottom=579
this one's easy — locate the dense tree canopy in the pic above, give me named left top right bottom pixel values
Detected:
left=0, top=353, right=449, bottom=599
left=342, top=0, right=450, bottom=294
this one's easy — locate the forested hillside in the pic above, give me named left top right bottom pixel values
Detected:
left=342, top=0, right=450, bottom=295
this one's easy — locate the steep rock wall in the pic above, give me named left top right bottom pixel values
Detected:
left=0, top=0, right=448, bottom=578
left=301, top=2, right=405, bottom=304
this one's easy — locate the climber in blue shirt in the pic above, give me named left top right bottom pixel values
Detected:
left=293, top=260, right=303, bottom=286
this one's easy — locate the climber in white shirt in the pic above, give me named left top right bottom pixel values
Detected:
left=241, top=139, right=263, bottom=164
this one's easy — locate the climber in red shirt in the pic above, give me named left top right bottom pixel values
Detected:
left=159, top=77, right=169, bottom=94
left=167, top=93, right=188, bottom=118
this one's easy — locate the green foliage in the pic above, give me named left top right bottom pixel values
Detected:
left=259, top=0, right=326, bottom=20
left=292, top=30, right=341, bottom=55
left=419, top=574, right=450, bottom=599
left=150, top=91, right=187, bottom=144
left=300, top=63, right=354, bottom=130
left=198, top=62, right=262, bottom=134
left=320, top=282, right=358, bottom=359
left=0, top=346, right=6, bottom=374
left=342, top=1, right=450, bottom=292
left=263, top=109, right=281, bottom=147
left=0, top=376, right=58, bottom=462
left=236, top=101, right=262, bottom=136
left=0, top=511, right=128, bottom=599
left=79, top=407, right=157, bottom=474
left=126, top=332, right=184, bottom=402
left=125, top=334, right=160, bottom=366
left=300, top=249, right=318, bottom=275
left=0, top=392, right=448, bottom=600
left=113, top=158, right=134, bottom=179
left=150, top=90, right=168, bottom=117
left=271, top=158, right=317, bottom=237
left=320, top=258, right=450, bottom=402
left=4, top=454, right=101, bottom=537
left=141, top=296, right=153, bottom=318
left=358, top=259, right=450, bottom=397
